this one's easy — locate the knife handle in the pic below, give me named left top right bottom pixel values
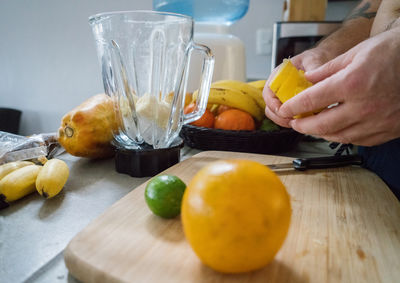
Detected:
left=293, top=155, right=363, bottom=171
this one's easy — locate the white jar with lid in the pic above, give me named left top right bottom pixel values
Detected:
left=153, top=0, right=249, bottom=91
left=185, top=22, right=246, bottom=91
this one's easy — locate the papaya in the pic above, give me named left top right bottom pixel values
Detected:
left=269, top=59, right=313, bottom=103
left=268, top=59, right=316, bottom=118
left=58, top=94, right=118, bottom=159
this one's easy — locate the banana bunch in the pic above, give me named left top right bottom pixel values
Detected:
left=192, top=79, right=267, bottom=121
left=0, top=158, right=69, bottom=209
left=0, top=161, right=34, bottom=180
left=247, top=80, right=267, bottom=92
left=36, top=159, right=70, bottom=199
left=0, top=163, right=42, bottom=208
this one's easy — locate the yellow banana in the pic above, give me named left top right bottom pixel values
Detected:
left=0, top=161, right=34, bottom=181
left=193, top=87, right=264, bottom=121
left=0, top=164, right=42, bottom=208
left=36, top=159, right=69, bottom=199
left=247, top=80, right=267, bottom=92
left=207, top=103, right=219, bottom=115
left=212, top=80, right=266, bottom=110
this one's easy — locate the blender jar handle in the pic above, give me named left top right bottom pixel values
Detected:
left=183, top=43, right=214, bottom=124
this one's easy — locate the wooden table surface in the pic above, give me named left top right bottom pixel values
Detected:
left=2, top=142, right=399, bottom=283
left=64, top=151, right=400, bottom=283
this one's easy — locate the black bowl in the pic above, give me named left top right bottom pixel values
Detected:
left=179, top=125, right=303, bottom=154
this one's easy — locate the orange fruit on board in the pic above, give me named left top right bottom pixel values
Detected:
left=184, top=103, right=215, bottom=128
left=214, top=109, right=255, bottom=131
left=181, top=159, right=291, bottom=273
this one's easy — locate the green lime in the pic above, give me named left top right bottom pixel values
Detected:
left=259, top=118, right=280, bottom=132
left=145, top=175, right=186, bottom=219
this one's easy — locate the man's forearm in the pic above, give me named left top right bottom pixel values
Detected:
left=371, top=0, right=400, bottom=36
left=314, top=0, right=381, bottom=60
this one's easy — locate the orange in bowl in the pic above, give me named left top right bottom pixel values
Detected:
left=184, top=103, right=215, bottom=128
left=214, top=109, right=255, bottom=131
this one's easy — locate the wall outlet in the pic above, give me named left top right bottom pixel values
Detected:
left=256, top=28, right=272, bottom=56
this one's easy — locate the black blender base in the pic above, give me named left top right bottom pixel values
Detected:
left=114, top=138, right=184, bottom=177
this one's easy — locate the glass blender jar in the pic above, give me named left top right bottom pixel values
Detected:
left=89, top=11, right=214, bottom=177
left=153, top=0, right=249, bottom=91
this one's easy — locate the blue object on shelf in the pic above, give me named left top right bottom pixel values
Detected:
left=153, top=0, right=249, bottom=24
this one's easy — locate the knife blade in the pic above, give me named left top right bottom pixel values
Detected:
left=266, top=154, right=363, bottom=171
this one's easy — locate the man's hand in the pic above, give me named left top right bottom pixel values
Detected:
left=277, top=28, right=400, bottom=146
left=263, top=48, right=331, bottom=128
left=264, top=0, right=380, bottom=130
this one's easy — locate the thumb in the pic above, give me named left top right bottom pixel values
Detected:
left=305, top=52, right=353, bottom=83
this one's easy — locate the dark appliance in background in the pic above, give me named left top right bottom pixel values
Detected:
left=271, top=21, right=342, bottom=70
left=0, top=108, right=22, bottom=134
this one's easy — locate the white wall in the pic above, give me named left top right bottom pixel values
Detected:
left=0, top=0, right=357, bottom=135
left=0, top=0, right=152, bottom=135
left=326, top=0, right=359, bottom=20
left=231, top=0, right=284, bottom=80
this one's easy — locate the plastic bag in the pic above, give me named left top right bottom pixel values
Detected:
left=0, top=131, right=64, bottom=165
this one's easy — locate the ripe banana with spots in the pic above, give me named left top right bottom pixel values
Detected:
left=193, top=87, right=264, bottom=121
left=211, top=80, right=266, bottom=110
left=0, top=161, right=34, bottom=181
left=0, top=164, right=42, bottom=209
left=36, top=158, right=69, bottom=199
left=247, top=80, right=267, bottom=92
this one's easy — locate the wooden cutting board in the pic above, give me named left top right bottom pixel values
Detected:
left=64, top=151, right=400, bottom=283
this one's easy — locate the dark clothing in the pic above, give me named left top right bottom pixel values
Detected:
left=358, top=138, right=400, bottom=200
